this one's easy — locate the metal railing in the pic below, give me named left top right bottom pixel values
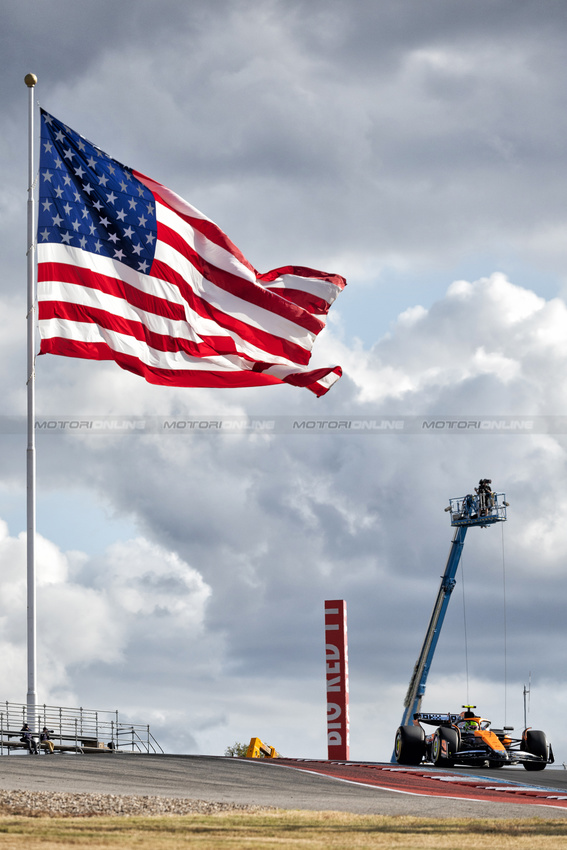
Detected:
left=0, top=700, right=163, bottom=755
left=448, top=491, right=508, bottom=527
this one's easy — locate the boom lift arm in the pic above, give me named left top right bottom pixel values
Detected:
left=399, top=525, right=467, bottom=729
left=395, top=483, right=508, bottom=740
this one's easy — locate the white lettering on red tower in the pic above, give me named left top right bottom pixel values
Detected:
left=324, top=599, right=350, bottom=760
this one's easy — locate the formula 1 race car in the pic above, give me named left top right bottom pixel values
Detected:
left=394, top=706, right=554, bottom=771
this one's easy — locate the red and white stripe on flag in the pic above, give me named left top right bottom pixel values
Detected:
left=37, top=111, right=346, bottom=397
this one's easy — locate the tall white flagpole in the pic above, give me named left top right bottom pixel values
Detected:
left=25, top=72, right=38, bottom=728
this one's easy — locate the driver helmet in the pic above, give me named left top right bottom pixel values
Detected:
left=462, top=719, right=479, bottom=730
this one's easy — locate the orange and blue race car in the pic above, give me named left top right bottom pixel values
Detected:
left=394, top=705, right=554, bottom=771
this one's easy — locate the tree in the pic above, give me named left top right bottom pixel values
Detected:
left=224, top=741, right=249, bottom=758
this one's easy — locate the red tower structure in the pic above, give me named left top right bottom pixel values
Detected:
left=324, top=600, right=350, bottom=760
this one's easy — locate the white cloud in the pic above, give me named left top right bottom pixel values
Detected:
left=88, top=537, right=211, bottom=623
left=0, top=525, right=214, bottom=709
left=335, top=273, right=567, bottom=409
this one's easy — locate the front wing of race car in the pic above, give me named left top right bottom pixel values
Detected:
left=444, top=738, right=553, bottom=768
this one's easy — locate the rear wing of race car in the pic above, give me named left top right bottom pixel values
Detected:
left=413, top=712, right=461, bottom=727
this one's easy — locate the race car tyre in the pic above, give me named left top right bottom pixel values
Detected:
left=522, top=729, right=548, bottom=771
left=394, top=725, right=425, bottom=765
left=431, top=727, right=459, bottom=767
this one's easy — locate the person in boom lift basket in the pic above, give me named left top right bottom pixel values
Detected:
left=475, top=479, right=494, bottom=515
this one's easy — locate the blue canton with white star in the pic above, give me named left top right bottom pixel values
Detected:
left=38, top=110, right=157, bottom=273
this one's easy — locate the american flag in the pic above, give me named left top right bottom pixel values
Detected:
left=37, top=110, right=345, bottom=396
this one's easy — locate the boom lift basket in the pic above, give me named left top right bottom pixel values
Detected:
left=448, top=491, right=508, bottom=528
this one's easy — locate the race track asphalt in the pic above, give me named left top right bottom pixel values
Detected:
left=1, top=754, right=567, bottom=819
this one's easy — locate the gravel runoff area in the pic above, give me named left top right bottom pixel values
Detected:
left=0, top=789, right=274, bottom=818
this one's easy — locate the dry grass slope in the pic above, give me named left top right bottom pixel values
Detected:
left=1, top=811, right=567, bottom=849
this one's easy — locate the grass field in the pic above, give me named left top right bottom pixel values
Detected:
left=1, top=810, right=567, bottom=849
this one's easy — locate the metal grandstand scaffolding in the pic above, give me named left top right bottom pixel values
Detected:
left=0, top=700, right=163, bottom=754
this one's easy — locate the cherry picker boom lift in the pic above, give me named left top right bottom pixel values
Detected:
left=392, top=483, right=508, bottom=760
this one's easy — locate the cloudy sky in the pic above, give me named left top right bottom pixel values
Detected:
left=2, top=0, right=567, bottom=763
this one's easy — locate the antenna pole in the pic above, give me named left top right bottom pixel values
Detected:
left=523, top=673, right=531, bottom=730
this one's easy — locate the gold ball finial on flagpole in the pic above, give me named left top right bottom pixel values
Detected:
left=24, top=73, right=38, bottom=87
